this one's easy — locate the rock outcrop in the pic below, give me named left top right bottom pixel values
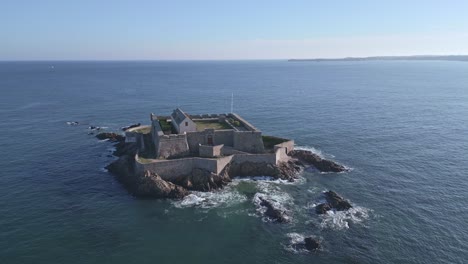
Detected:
left=304, top=237, right=320, bottom=251
left=106, top=156, right=187, bottom=199
left=257, top=196, right=290, bottom=223
left=315, top=190, right=352, bottom=214
left=292, top=237, right=320, bottom=251
left=227, top=160, right=301, bottom=182
left=96, top=132, right=125, bottom=142
left=174, top=168, right=231, bottom=192
left=290, top=150, right=347, bottom=172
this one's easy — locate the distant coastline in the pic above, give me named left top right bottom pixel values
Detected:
left=288, top=55, right=468, bottom=62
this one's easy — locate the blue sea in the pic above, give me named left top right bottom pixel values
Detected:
left=1, top=60, right=467, bottom=263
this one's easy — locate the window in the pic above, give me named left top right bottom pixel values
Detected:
left=185, top=122, right=188, bottom=126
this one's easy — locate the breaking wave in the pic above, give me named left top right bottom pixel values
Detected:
left=295, top=145, right=331, bottom=158
left=284, top=233, right=321, bottom=253
left=317, top=206, right=371, bottom=230
left=251, top=180, right=294, bottom=222
left=172, top=182, right=247, bottom=209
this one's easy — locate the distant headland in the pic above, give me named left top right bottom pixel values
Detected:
left=288, top=55, right=468, bottom=62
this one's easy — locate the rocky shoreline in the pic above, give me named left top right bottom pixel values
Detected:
left=99, top=132, right=348, bottom=200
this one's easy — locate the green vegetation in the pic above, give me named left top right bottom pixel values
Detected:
left=158, top=118, right=175, bottom=134
left=227, top=118, right=241, bottom=127
left=262, top=135, right=289, bottom=149
left=136, top=156, right=155, bottom=164
left=195, top=120, right=232, bottom=131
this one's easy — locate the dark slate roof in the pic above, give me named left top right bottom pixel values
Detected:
left=171, top=108, right=191, bottom=125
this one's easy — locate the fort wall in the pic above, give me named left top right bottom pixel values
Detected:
left=158, top=134, right=189, bottom=159
left=233, top=131, right=265, bottom=153
left=274, top=140, right=294, bottom=154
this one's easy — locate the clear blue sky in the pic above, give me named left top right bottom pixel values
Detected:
left=2, top=0, right=468, bottom=60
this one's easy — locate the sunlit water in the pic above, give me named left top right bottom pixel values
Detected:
left=1, top=61, right=467, bottom=263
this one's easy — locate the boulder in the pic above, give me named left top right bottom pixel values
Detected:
left=324, top=190, right=352, bottom=211
left=136, top=171, right=188, bottom=199
left=290, top=150, right=347, bottom=172
left=175, top=168, right=231, bottom=192
left=315, top=190, right=352, bottom=214
left=315, top=203, right=332, bottom=214
left=276, top=160, right=302, bottom=181
left=96, top=132, right=125, bottom=142
left=258, top=196, right=290, bottom=223
left=304, top=237, right=320, bottom=251
left=106, top=158, right=187, bottom=199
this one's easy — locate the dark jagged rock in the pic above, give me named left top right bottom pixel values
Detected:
left=304, top=237, right=320, bottom=251
left=315, top=190, right=352, bottom=214
left=228, top=160, right=301, bottom=182
left=290, top=150, right=347, bottom=172
left=324, top=190, right=352, bottom=211
left=258, top=196, right=290, bottom=223
left=276, top=160, right=302, bottom=181
left=315, top=203, right=332, bottom=214
left=121, top=123, right=141, bottom=131
left=96, top=132, right=125, bottom=143
left=174, top=168, right=231, bottom=192
left=106, top=157, right=187, bottom=199
left=136, top=171, right=188, bottom=199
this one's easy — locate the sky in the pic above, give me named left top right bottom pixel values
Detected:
left=2, top=0, right=468, bottom=60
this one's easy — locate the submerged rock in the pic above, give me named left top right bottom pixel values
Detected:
left=96, top=132, right=125, bottom=142
left=304, top=237, right=320, bottom=251
left=257, top=196, right=290, bottom=223
left=290, top=150, right=347, bottom=172
left=315, top=190, right=352, bottom=214
left=315, top=203, right=332, bottom=214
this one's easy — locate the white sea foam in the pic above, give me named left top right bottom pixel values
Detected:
left=295, top=145, right=330, bottom=158
left=284, top=233, right=321, bottom=253
left=318, top=206, right=371, bottom=230
left=232, top=175, right=305, bottom=186
left=172, top=184, right=247, bottom=209
left=251, top=180, right=294, bottom=222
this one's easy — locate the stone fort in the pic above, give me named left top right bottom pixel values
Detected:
left=124, top=108, right=294, bottom=180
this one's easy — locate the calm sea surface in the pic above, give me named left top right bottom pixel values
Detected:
left=1, top=61, right=467, bottom=264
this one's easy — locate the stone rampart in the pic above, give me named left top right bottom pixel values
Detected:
left=232, top=153, right=277, bottom=165
left=274, top=140, right=294, bottom=154
left=199, top=144, right=223, bottom=158
left=230, top=113, right=260, bottom=132
left=158, top=134, right=189, bottom=158
left=233, top=131, right=265, bottom=153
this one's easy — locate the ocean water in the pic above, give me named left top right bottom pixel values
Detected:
left=1, top=60, right=467, bottom=263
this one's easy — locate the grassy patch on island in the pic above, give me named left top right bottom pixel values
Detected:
left=195, top=120, right=232, bottom=131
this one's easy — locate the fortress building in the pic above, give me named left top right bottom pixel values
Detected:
left=123, top=108, right=294, bottom=181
